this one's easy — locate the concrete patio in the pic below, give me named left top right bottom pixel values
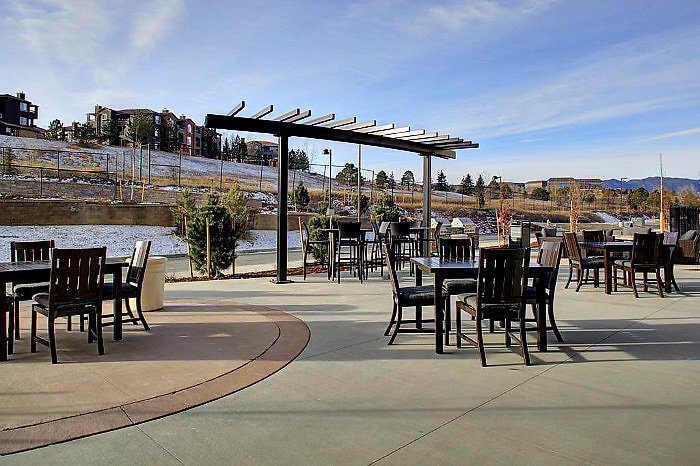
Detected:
left=2, top=262, right=699, bottom=464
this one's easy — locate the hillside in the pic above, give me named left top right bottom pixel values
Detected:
left=602, top=177, right=700, bottom=192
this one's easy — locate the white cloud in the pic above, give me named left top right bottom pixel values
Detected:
left=433, top=26, right=700, bottom=138
left=429, top=0, right=557, bottom=28
left=131, top=0, right=184, bottom=53
left=639, top=127, right=700, bottom=142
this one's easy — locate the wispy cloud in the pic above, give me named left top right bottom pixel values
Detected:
left=429, top=0, right=557, bottom=28
left=434, top=25, right=700, bottom=138
left=522, top=138, right=543, bottom=143
left=639, top=127, right=700, bottom=142
left=131, top=0, right=184, bottom=53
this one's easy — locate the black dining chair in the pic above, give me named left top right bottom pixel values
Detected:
left=382, top=243, right=436, bottom=345
left=336, top=222, right=363, bottom=283
left=455, top=247, right=531, bottom=367
left=10, top=240, right=55, bottom=343
left=438, top=237, right=477, bottom=346
left=389, top=221, right=413, bottom=271
left=31, top=247, right=106, bottom=364
left=613, top=233, right=664, bottom=298
left=99, top=240, right=153, bottom=330
left=364, top=220, right=385, bottom=277
left=525, top=238, right=564, bottom=343
left=563, top=232, right=603, bottom=291
left=663, top=231, right=680, bottom=292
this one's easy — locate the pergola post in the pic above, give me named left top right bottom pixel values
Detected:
left=422, top=153, right=432, bottom=254
left=275, top=133, right=291, bottom=283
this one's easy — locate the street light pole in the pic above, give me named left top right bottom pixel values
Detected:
left=323, top=148, right=332, bottom=208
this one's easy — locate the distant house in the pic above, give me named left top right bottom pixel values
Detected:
left=62, top=122, right=80, bottom=143
left=86, top=105, right=220, bottom=157
left=0, top=92, right=42, bottom=138
left=525, top=180, right=547, bottom=192
left=245, top=140, right=278, bottom=166
left=547, top=177, right=602, bottom=191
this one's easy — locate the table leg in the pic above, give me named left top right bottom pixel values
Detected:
left=113, top=267, right=123, bottom=341
left=434, top=274, right=444, bottom=354
left=664, top=259, right=672, bottom=293
left=415, top=267, right=422, bottom=329
left=536, top=295, right=547, bottom=352
left=604, top=249, right=612, bottom=294
left=0, top=280, right=7, bottom=361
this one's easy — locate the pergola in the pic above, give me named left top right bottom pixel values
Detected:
left=206, top=101, right=479, bottom=283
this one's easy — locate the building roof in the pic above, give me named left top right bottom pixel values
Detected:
left=0, top=94, right=30, bottom=102
left=247, top=140, right=278, bottom=147
left=116, top=108, right=158, bottom=115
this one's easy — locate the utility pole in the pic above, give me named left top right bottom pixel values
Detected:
left=619, top=177, right=627, bottom=217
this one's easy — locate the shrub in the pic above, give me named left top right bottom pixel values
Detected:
left=372, top=193, right=400, bottom=223
left=221, top=182, right=252, bottom=274
left=307, top=213, right=336, bottom=262
left=292, top=181, right=310, bottom=211
left=171, top=188, right=197, bottom=238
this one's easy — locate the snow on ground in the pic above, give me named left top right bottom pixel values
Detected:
left=594, top=212, right=621, bottom=224
left=0, top=225, right=301, bottom=263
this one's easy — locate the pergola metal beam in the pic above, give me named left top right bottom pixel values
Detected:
left=206, top=114, right=458, bottom=158
left=272, top=108, right=300, bottom=121
left=402, top=131, right=437, bottom=140
left=356, top=123, right=394, bottom=133
left=251, top=105, right=274, bottom=119
left=342, top=120, right=377, bottom=131
left=286, top=109, right=312, bottom=123
left=435, top=142, right=480, bottom=149
left=372, top=126, right=410, bottom=136
left=304, top=113, right=335, bottom=125
left=323, top=116, right=357, bottom=128
left=393, top=129, right=426, bottom=139
left=411, top=135, right=451, bottom=143
left=227, top=101, right=245, bottom=116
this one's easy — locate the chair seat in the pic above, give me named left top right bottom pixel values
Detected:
left=32, top=293, right=97, bottom=316
left=613, top=260, right=659, bottom=270
left=573, top=257, right=603, bottom=267
left=443, top=279, right=477, bottom=296
left=308, top=239, right=329, bottom=245
left=13, top=282, right=50, bottom=301
left=459, top=294, right=520, bottom=315
left=103, top=282, right=139, bottom=300
left=398, top=286, right=435, bottom=306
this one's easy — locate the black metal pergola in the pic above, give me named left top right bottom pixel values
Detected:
left=206, top=101, right=478, bottom=283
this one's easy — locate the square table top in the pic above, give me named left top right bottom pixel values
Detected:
left=410, top=256, right=551, bottom=274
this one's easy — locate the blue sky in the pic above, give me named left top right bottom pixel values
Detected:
left=1, top=0, right=698, bottom=184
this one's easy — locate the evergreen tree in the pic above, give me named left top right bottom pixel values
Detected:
left=125, top=112, right=154, bottom=146
left=375, top=170, right=388, bottom=188
left=475, top=175, right=486, bottom=208
left=105, top=119, right=120, bottom=146
left=388, top=172, right=396, bottom=189
left=401, top=170, right=415, bottom=190
left=530, top=187, right=550, bottom=201
left=75, top=122, right=95, bottom=146
left=292, top=181, right=310, bottom=211
left=289, top=149, right=310, bottom=171
left=46, top=119, right=64, bottom=141
left=187, top=195, right=236, bottom=276
left=433, top=170, right=448, bottom=191
left=352, top=193, right=369, bottom=215
left=231, top=135, right=247, bottom=162
left=461, top=173, right=474, bottom=195
left=171, top=188, right=197, bottom=238
left=336, top=163, right=360, bottom=185
left=372, top=193, right=400, bottom=223
left=222, top=137, right=231, bottom=160
left=221, top=182, right=252, bottom=274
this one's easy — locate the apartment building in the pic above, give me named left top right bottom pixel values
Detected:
left=547, top=177, right=603, bottom=190
left=0, top=92, right=42, bottom=138
left=245, top=140, right=278, bottom=166
left=525, top=180, right=547, bottom=192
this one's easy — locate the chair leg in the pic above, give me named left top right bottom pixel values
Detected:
left=303, top=249, right=308, bottom=280
left=66, top=315, right=72, bottom=331
left=613, top=266, right=618, bottom=292
left=385, top=302, right=397, bottom=336
left=594, top=269, right=599, bottom=288
left=630, top=270, right=639, bottom=298
left=519, top=317, right=531, bottom=366
left=388, top=305, right=402, bottom=345
left=96, top=311, right=105, bottom=356
left=475, top=313, right=487, bottom=367
left=14, top=297, right=20, bottom=340
left=643, top=272, right=648, bottom=292
left=504, top=317, right=511, bottom=347
left=456, top=304, right=462, bottom=349
left=80, top=313, right=85, bottom=332
left=575, top=267, right=584, bottom=292
left=672, top=274, right=680, bottom=292
left=565, top=263, right=573, bottom=289
left=135, top=297, right=150, bottom=331
left=655, top=269, right=664, bottom=298
left=87, top=313, right=94, bottom=343
left=548, top=302, right=564, bottom=342
left=48, top=316, right=58, bottom=364
left=124, top=299, right=137, bottom=323
left=7, top=303, right=14, bottom=355
left=30, top=308, right=37, bottom=353
left=444, top=296, right=450, bottom=346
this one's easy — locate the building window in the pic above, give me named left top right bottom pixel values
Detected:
left=195, top=137, right=201, bottom=147
left=20, top=102, right=28, bottom=112
left=155, top=115, right=161, bottom=124
left=188, top=123, right=192, bottom=132
left=19, top=116, right=28, bottom=126
left=187, top=135, right=192, bottom=146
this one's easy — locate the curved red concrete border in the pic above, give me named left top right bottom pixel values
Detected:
left=0, top=303, right=310, bottom=456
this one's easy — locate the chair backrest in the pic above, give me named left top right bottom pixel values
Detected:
left=390, top=221, right=410, bottom=237
left=48, top=247, right=106, bottom=307
left=10, top=240, right=55, bottom=263
left=582, top=230, right=604, bottom=243
left=126, top=241, right=152, bottom=288
left=438, top=237, right=472, bottom=261
left=537, top=238, right=563, bottom=293
left=409, top=220, right=421, bottom=229
left=563, top=232, right=583, bottom=262
left=663, top=231, right=678, bottom=246
left=338, top=222, right=361, bottom=240
left=434, top=221, right=443, bottom=238
left=631, top=233, right=661, bottom=266
left=379, top=221, right=390, bottom=236
left=476, top=247, right=529, bottom=307
left=301, top=221, right=310, bottom=246
left=381, top=243, right=401, bottom=297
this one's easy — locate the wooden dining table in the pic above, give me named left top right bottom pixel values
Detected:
left=582, top=241, right=672, bottom=295
left=410, top=255, right=554, bottom=354
left=1, top=258, right=129, bottom=361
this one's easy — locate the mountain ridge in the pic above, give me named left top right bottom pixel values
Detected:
left=601, top=177, right=700, bottom=192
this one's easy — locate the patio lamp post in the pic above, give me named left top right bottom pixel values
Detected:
left=323, top=148, right=332, bottom=208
